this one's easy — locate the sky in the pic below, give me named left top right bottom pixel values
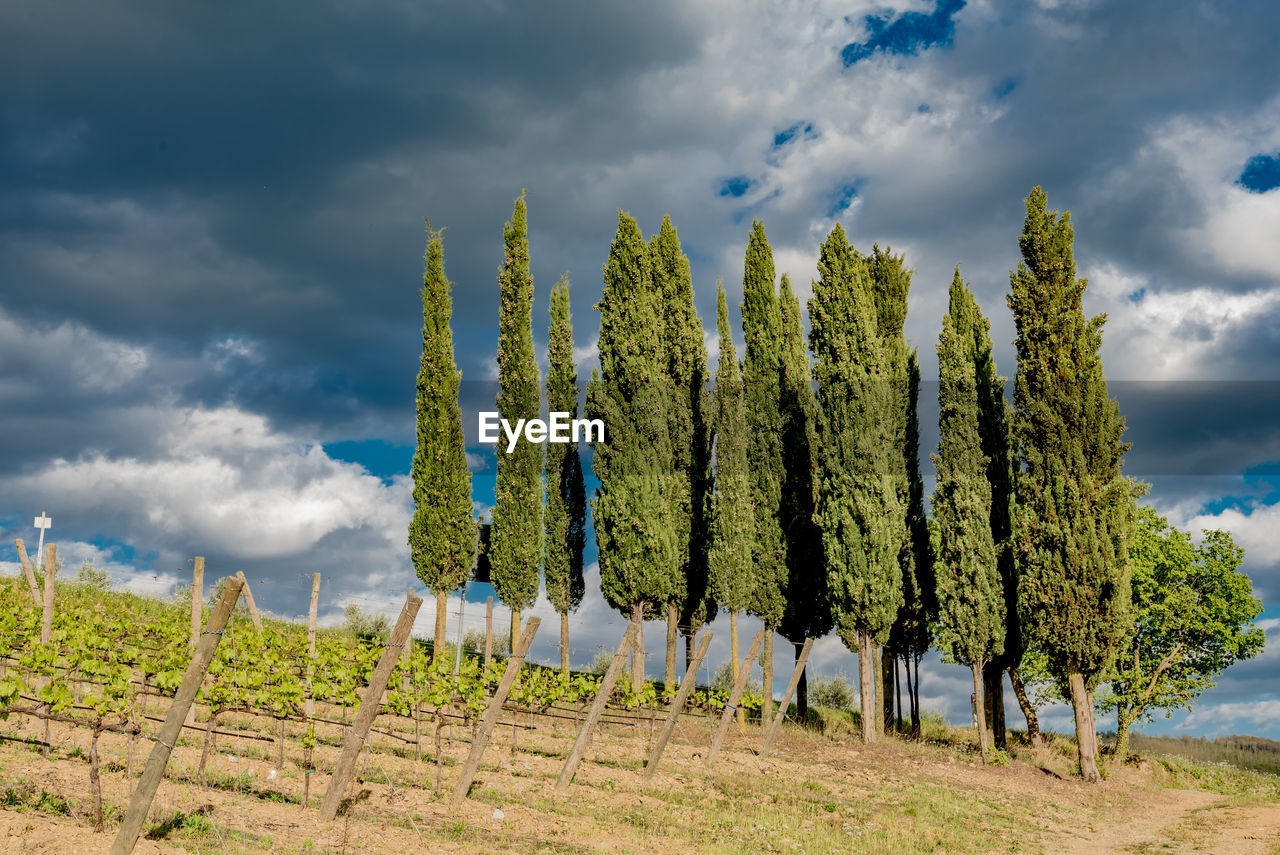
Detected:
left=3, top=0, right=1279, bottom=740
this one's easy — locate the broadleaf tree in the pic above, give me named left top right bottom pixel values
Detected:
left=409, top=222, right=477, bottom=660
left=544, top=275, right=587, bottom=675
left=1101, top=507, right=1264, bottom=761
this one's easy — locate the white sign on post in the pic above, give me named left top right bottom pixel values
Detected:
left=34, top=512, right=51, bottom=573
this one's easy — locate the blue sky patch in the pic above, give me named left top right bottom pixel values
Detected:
left=718, top=175, right=753, bottom=197
left=772, top=122, right=814, bottom=149
left=842, top=0, right=966, bottom=66
left=992, top=75, right=1019, bottom=99
left=828, top=181, right=862, bottom=218
left=323, top=439, right=414, bottom=483
left=1238, top=153, right=1280, bottom=193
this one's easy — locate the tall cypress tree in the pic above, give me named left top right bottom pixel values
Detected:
left=932, top=311, right=1005, bottom=763
left=948, top=269, right=1019, bottom=748
left=544, top=275, right=586, bottom=675
left=776, top=274, right=829, bottom=721
left=888, top=350, right=933, bottom=737
left=589, top=211, right=680, bottom=693
left=808, top=224, right=904, bottom=743
left=409, top=223, right=477, bottom=660
left=867, top=245, right=913, bottom=735
left=708, top=281, right=755, bottom=695
left=650, top=216, right=712, bottom=687
left=490, top=191, right=544, bottom=651
left=1008, top=187, right=1134, bottom=783
left=741, top=221, right=787, bottom=721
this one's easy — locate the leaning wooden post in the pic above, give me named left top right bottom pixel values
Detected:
left=555, top=619, right=641, bottom=792
left=318, top=593, right=423, bottom=822
left=14, top=539, right=41, bottom=604
left=110, top=576, right=243, bottom=855
left=643, top=630, right=712, bottom=780
left=189, top=557, right=204, bottom=649
left=236, top=571, right=263, bottom=629
left=449, top=617, right=541, bottom=806
left=483, top=596, right=494, bottom=668
left=758, top=637, right=813, bottom=759
left=706, top=629, right=765, bottom=771
left=306, top=573, right=320, bottom=717
left=40, top=544, right=56, bottom=645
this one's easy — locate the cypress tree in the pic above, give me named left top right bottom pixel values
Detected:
left=776, top=274, right=829, bottom=722
left=888, top=350, right=934, bottom=737
left=409, top=223, right=477, bottom=660
left=932, top=311, right=1005, bottom=763
left=708, top=281, right=755, bottom=697
left=808, top=224, right=904, bottom=743
left=741, top=221, right=787, bottom=722
left=650, top=216, right=713, bottom=688
left=490, top=191, right=544, bottom=651
left=867, top=245, right=913, bottom=735
left=544, top=275, right=586, bottom=675
left=947, top=269, right=1019, bottom=748
left=1008, top=187, right=1134, bottom=783
left=589, top=211, right=680, bottom=693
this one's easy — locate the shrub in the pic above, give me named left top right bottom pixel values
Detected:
left=808, top=670, right=857, bottom=711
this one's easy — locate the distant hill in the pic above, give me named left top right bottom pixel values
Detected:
left=1122, top=731, right=1280, bottom=775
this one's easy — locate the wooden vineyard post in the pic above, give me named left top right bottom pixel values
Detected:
left=448, top=617, right=540, bottom=806
left=13, top=539, right=40, bottom=604
left=401, top=587, right=412, bottom=692
left=554, top=619, right=641, bottom=792
left=318, top=593, right=423, bottom=822
left=643, top=630, right=712, bottom=780
left=189, top=557, right=204, bottom=649
left=706, top=629, right=765, bottom=771
left=306, top=573, right=320, bottom=717
left=40, top=543, right=56, bottom=645
left=483, top=596, right=494, bottom=668
left=758, top=638, right=813, bottom=759
left=236, top=571, right=263, bottom=629
left=110, top=576, right=243, bottom=855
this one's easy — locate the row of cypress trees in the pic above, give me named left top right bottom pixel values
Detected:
left=411, top=187, right=1133, bottom=782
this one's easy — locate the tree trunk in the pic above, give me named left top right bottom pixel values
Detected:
left=560, top=611, right=570, bottom=675
left=683, top=626, right=695, bottom=672
left=631, top=603, right=644, bottom=696
left=198, top=709, right=218, bottom=785
left=879, top=646, right=894, bottom=734
left=983, top=661, right=1006, bottom=750
left=511, top=608, right=521, bottom=657
left=665, top=603, right=678, bottom=691
left=1067, top=669, right=1101, bottom=783
left=857, top=631, right=875, bottom=743
left=1114, top=708, right=1133, bottom=764
left=972, top=662, right=989, bottom=763
left=894, top=655, right=902, bottom=734
left=729, top=611, right=742, bottom=729
left=795, top=642, right=809, bottom=724
left=910, top=656, right=922, bottom=740
left=761, top=626, right=774, bottom=724
left=434, top=589, right=448, bottom=662
left=1008, top=667, right=1041, bottom=746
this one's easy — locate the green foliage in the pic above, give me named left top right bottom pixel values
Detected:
left=1008, top=186, right=1135, bottom=688
left=778, top=274, right=830, bottom=644
left=889, top=351, right=933, bottom=661
left=651, top=215, right=716, bottom=632
left=341, top=603, right=389, bottom=639
left=741, top=221, right=787, bottom=629
left=808, top=224, right=904, bottom=649
left=931, top=301, right=1004, bottom=669
left=408, top=222, right=476, bottom=596
left=1099, top=507, right=1264, bottom=735
left=590, top=211, right=680, bottom=618
left=74, top=562, right=111, bottom=591
left=807, top=671, right=858, bottom=712
left=490, top=190, right=544, bottom=614
left=708, top=283, right=755, bottom=617
left=543, top=275, right=586, bottom=618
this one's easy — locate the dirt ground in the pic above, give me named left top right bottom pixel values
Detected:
left=1, top=703, right=1277, bottom=854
